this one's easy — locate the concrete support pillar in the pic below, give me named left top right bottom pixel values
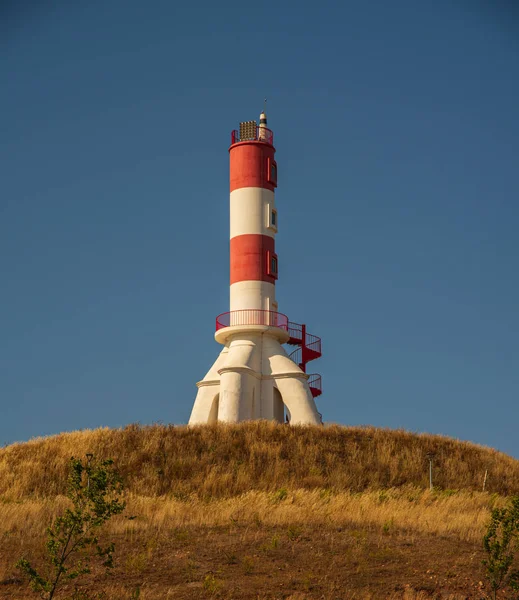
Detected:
left=189, top=327, right=321, bottom=426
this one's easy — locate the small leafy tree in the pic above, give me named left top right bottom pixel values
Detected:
left=483, top=495, right=519, bottom=599
left=17, top=456, right=126, bottom=599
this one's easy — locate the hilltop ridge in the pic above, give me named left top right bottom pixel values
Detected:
left=1, top=423, right=517, bottom=599
left=1, top=422, right=517, bottom=500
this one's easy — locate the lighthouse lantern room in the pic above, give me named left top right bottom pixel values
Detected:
left=189, top=111, right=322, bottom=425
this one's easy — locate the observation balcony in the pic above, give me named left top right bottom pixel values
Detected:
left=216, top=309, right=288, bottom=331
left=231, top=126, right=274, bottom=146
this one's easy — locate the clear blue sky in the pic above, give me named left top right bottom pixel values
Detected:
left=1, top=1, right=518, bottom=457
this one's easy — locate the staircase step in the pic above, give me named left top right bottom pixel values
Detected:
left=310, top=386, right=322, bottom=399
left=304, top=348, right=322, bottom=362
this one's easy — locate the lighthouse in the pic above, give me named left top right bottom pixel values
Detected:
left=189, top=111, right=322, bottom=425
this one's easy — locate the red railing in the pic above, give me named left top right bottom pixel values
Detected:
left=231, top=126, right=274, bottom=146
left=216, top=309, right=289, bottom=331
left=287, top=321, right=302, bottom=340
left=308, top=374, right=322, bottom=398
left=288, top=322, right=322, bottom=356
left=288, top=345, right=301, bottom=365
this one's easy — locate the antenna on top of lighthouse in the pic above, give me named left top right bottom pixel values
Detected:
left=260, top=99, right=268, bottom=126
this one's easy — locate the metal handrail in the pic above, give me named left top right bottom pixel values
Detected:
left=306, top=333, right=321, bottom=354
left=216, top=309, right=289, bottom=331
left=288, top=322, right=322, bottom=355
left=288, top=346, right=301, bottom=364
left=231, top=126, right=274, bottom=146
left=287, top=321, right=303, bottom=341
left=307, top=373, right=322, bottom=393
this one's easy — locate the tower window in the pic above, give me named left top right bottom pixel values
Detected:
left=267, top=251, right=278, bottom=279
left=267, top=205, right=278, bottom=232
left=267, top=157, right=278, bottom=187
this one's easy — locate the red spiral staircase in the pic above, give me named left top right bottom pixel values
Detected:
left=287, top=322, right=322, bottom=399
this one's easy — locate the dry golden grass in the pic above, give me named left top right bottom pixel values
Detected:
left=0, top=487, right=500, bottom=544
left=0, top=422, right=517, bottom=599
left=1, top=422, right=517, bottom=500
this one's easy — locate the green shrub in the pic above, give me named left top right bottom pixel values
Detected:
left=16, top=456, right=125, bottom=600
left=482, top=495, right=519, bottom=599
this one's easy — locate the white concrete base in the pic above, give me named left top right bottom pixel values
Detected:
left=189, top=326, right=321, bottom=426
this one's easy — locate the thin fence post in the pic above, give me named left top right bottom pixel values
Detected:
left=86, top=453, right=93, bottom=490
left=426, top=452, right=435, bottom=491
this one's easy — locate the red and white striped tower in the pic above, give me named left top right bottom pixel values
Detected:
left=229, top=112, right=279, bottom=316
left=189, top=111, right=322, bottom=425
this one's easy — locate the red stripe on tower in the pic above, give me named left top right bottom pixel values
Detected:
left=230, top=234, right=277, bottom=284
left=229, top=142, right=277, bottom=193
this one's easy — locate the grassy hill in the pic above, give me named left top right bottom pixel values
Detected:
left=0, top=422, right=518, bottom=599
